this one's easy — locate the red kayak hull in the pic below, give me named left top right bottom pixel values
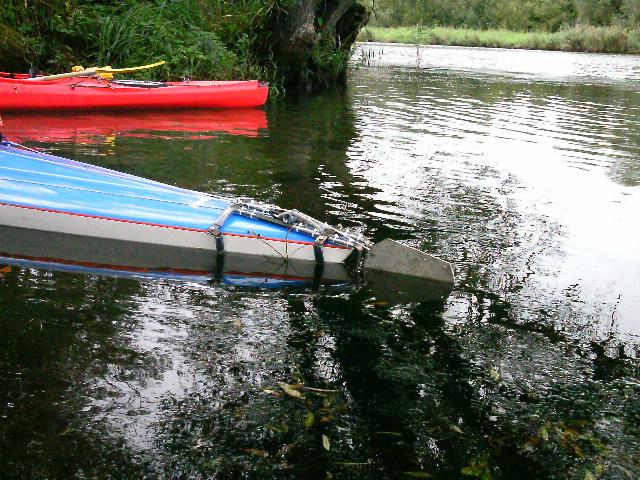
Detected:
left=0, top=78, right=268, bottom=111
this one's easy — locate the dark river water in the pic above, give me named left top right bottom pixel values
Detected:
left=1, top=44, right=639, bottom=479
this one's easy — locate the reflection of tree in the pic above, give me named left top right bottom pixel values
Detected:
left=312, top=294, right=640, bottom=478
left=141, top=277, right=638, bottom=479
left=0, top=267, right=154, bottom=477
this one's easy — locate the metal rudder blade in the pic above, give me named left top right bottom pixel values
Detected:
left=364, top=238, right=454, bottom=285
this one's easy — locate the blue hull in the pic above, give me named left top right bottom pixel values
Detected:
left=0, top=142, right=367, bottom=263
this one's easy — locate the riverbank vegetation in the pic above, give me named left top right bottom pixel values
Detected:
left=361, top=0, right=640, bottom=53
left=0, top=0, right=369, bottom=91
left=360, top=25, right=640, bottom=53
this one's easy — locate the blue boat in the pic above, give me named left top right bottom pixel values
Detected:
left=0, top=140, right=368, bottom=265
left=0, top=139, right=455, bottom=289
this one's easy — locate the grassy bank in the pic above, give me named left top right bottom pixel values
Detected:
left=359, top=25, right=640, bottom=54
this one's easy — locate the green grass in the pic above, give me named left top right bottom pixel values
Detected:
left=359, top=25, right=640, bottom=54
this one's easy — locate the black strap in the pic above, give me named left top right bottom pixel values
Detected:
left=313, top=235, right=328, bottom=264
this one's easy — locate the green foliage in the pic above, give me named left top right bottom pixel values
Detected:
left=368, top=0, right=640, bottom=31
left=86, top=2, right=236, bottom=80
left=0, top=0, right=277, bottom=82
left=622, top=0, right=640, bottom=26
left=0, top=0, right=364, bottom=91
left=575, top=0, right=623, bottom=26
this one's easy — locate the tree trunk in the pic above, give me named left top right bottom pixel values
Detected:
left=264, top=0, right=370, bottom=90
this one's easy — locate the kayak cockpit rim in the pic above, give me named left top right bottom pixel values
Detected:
left=207, top=201, right=371, bottom=265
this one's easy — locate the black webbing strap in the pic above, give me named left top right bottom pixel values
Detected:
left=313, top=235, right=328, bottom=264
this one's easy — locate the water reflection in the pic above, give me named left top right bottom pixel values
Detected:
left=349, top=52, right=640, bottom=341
left=1, top=44, right=640, bottom=478
left=1, top=109, right=268, bottom=144
left=356, top=42, right=640, bottom=84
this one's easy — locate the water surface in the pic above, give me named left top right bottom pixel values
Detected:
left=1, top=44, right=639, bottom=479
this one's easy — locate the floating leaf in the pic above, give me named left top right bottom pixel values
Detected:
left=451, top=425, right=464, bottom=434
left=278, top=382, right=304, bottom=399
left=403, top=472, right=434, bottom=478
left=374, top=431, right=403, bottom=437
left=573, top=444, right=586, bottom=459
left=489, top=367, right=501, bottom=382
left=303, top=386, right=339, bottom=393
left=304, top=412, right=315, bottom=428
left=539, top=426, right=549, bottom=442
left=584, top=471, right=595, bottom=480
left=322, top=434, right=330, bottom=451
left=243, top=448, right=268, bottom=458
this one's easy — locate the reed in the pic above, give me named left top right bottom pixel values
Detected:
left=359, top=25, right=640, bottom=54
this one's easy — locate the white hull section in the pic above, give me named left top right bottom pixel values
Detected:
left=0, top=203, right=352, bottom=264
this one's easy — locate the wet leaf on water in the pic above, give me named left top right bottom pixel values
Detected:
left=374, top=431, right=403, bottom=437
left=278, top=382, right=304, bottom=399
left=539, top=426, right=549, bottom=442
left=262, top=389, right=280, bottom=396
left=243, top=448, right=269, bottom=458
left=60, top=426, right=76, bottom=436
left=0, top=265, right=11, bottom=277
left=304, top=412, right=315, bottom=428
left=461, top=458, right=492, bottom=479
left=451, top=425, right=464, bottom=434
left=277, top=443, right=295, bottom=455
left=584, top=471, right=595, bottom=480
left=489, top=367, right=501, bottom=382
left=403, top=472, right=434, bottom=478
left=573, top=443, right=586, bottom=459
left=322, top=434, right=330, bottom=451
left=304, top=386, right=339, bottom=394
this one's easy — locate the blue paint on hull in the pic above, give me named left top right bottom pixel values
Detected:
left=0, top=142, right=316, bottom=244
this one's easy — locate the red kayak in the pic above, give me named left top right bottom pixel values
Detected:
left=0, top=76, right=269, bottom=111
